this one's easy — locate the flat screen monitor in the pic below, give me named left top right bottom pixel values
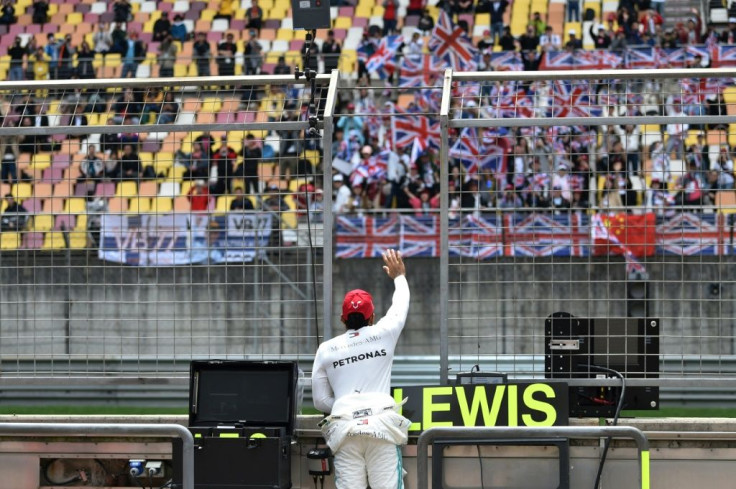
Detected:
left=189, top=361, right=297, bottom=431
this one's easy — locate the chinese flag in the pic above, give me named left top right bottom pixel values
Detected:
left=599, top=212, right=657, bottom=257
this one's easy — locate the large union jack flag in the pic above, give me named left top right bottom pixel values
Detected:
left=449, top=127, right=506, bottom=175
left=625, top=47, right=658, bottom=69
left=546, top=80, right=601, bottom=118
left=538, top=51, right=574, bottom=70
left=392, top=114, right=441, bottom=149
left=463, top=215, right=504, bottom=258
left=657, top=47, right=686, bottom=68
left=574, top=50, right=623, bottom=70
left=428, top=10, right=478, bottom=70
left=508, top=213, right=588, bottom=257
left=490, top=51, right=524, bottom=71
left=399, top=55, right=443, bottom=88
left=656, top=213, right=724, bottom=256
left=365, top=35, right=404, bottom=77
left=335, top=216, right=400, bottom=258
left=714, top=45, right=736, bottom=67
left=487, top=85, right=535, bottom=118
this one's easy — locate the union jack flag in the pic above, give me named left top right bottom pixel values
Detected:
left=685, top=45, right=711, bottom=65
left=416, top=89, right=443, bottom=113
left=392, top=114, right=441, bottom=150
left=490, top=52, right=524, bottom=71
left=399, top=55, right=442, bottom=88
left=538, top=51, right=574, bottom=70
left=656, top=213, right=724, bottom=256
left=365, top=35, right=404, bottom=77
left=428, top=10, right=478, bottom=70
left=574, top=50, right=623, bottom=70
left=625, top=47, right=658, bottom=69
left=449, top=127, right=506, bottom=175
left=463, top=215, right=504, bottom=259
left=715, top=45, right=736, bottom=67
left=508, top=213, right=587, bottom=257
left=547, top=80, right=602, bottom=118
left=400, top=215, right=441, bottom=257
left=657, top=47, right=686, bottom=68
left=335, top=216, right=400, bottom=258
left=356, top=38, right=378, bottom=63
left=488, top=86, right=535, bottom=119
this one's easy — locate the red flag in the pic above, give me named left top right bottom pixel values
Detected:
left=595, top=213, right=657, bottom=258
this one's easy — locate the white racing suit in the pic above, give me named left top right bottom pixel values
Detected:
left=319, top=392, right=410, bottom=489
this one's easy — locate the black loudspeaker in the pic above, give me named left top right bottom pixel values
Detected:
left=584, top=8, right=595, bottom=21
left=627, top=280, right=649, bottom=318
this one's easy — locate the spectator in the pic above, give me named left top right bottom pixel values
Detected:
left=526, top=158, right=550, bottom=208
left=519, top=25, right=540, bottom=52
left=238, top=134, right=262, bottom=195
left=109, top=88, right=143, bottom=124
left=614, top=124, right=641, bottom=175
left=23, top=37, right=38, bottom=80
left=188, top=180, right=210, bottom=211
left=407, top=0, right=427, bottom=17
left=141, top=88, right=163, bottom=124
left=489, top=1, right=508, bottom=43
left=93, top=22, right=113, bottom=56
left=157, top=35, right=177, bottom=78
left=332, top=174, right=352, bottom=213
left=32, top=0, right=49, bottom=25
left=590, top=24, right=611, bottom=49
left=650, top=141, right=671, bottom=183
left=721, top=18, right=736, bottom=44
left=217, top=33, right=237, bottom=77
left=0, top=0, right=16, bottom=25
left=645, top=178, right=674, bottom=215
left=183, top=141, right=209, bottom=180
left=7, top=37, right=25, bottom=81
left=79, top=145, right=104, bottom=183
left=540, top=26, right=561, bottom=52
left=120, top=143, right=142, bottom=181
left=383, top=0, right=398, bottom=35
left=712, top=147, right=735, bottom=189
left=56, top=35, right=75, bottom=80
left=69, top=105, right=88, bottom=141
left=566, top=0, right=580, bottom=22
left=171, top=15, right=188, bottom=42
left=599, top=178, right=622, bottom=210
left=0, top=133, right=19, bottom=184
left=477, top=30, right=494, bottom=51
left=417, top=8, right=434, bottom=33
left=113, top=0, right=132, bottom=24
left=215, top=0, right=236, bottom=21
left=499, top=26, right=517, bottom=51
left=244, top=30, right=263, bottom=75
left=498, top=184, right=523, bottom=209
left=273, top=55, right=291, bottom=75
left=230, top=187, right=254, bottom=210
left=76, top=41, right=96, bottom=79
left=100, top=118, right=121, bottom=157
left=460, top=178, right=492, bottom=217
left=704, top=170, right=723, bottom=206
left=193, top=33, right=212, bottom=77
left=564, top=29, right=582, bottom=50
left=29, top=101, right=52, bottom=153
left=45, top=34, right=60, bottom=79
left=245, top=0, right=263, bottom=31
left=609, top=29, right=627, bottom=52
left=28, top=46, right=49, bottom=80
left=211, top=136, right=236, bottom=195
left=552, top=163, right=572, bottom=203
left=121, top=32, right=146, bottom=79
left=665, top=103, right=688, bottom=159
left=530, top=11, right=546, bottom=35
left=0, top=194, right=27, bottom=232
left=322, top=30, right=342, bottom=74
left=110, top=22, right=127, bottom=54
left=104, top=153, right=121, bottom=180
left=152, top=12, right=171, bottom=43
left=675, top=160, right=704, bottom=207
left=156, top=92, right=179, bottom=124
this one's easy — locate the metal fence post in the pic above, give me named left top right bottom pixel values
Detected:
left=439, top=68, right=454, bottom=386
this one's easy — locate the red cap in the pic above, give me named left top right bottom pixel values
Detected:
left=341, top=289, right=374, bottom=322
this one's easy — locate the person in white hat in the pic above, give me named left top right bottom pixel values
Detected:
left=333, top=173, right=352, bottom=214
left=565, top=28, right=582, bottom=50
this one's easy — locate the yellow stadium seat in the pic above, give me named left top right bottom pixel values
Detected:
left=75, top=214, right=88, bottom=231
left=174, top=65, right=188, bottom=77
left=0, top=232, right=20, bottom=250
left=201, top=97, right=223, bottom=114
left=355, top=4, right=371, bottom=17
left=277, top=28, right=294, bottom=40
left=168, top=165, right=187, bottom=182
left=129, top=198, right=151, bottom=214
left=67, top=12, right=83, bottom=24
left=150, top=197, right=173, bottom=213
left=116, top=181, right=138, bottom=199
left=372, top=5, right=385, bottom=16
left=31, top=215, right=54, bottom=232
left=68, top=230, right=88, bottom=249
left=303, top=149, right=321, bottom=167
left=180, top=180, right=194, bottom=196
left=64, top=198, right=86, bottom=214
left=216, top=196, right=235, bottom=213
left=475, top=13, right=490, bottom=25
left=154, top=152, right=175, bottom=174
left=12, top=183, right=32, bottom=200
left=105, top=53, right=122, bottom=68
left=200, top=9, right=216, bottom=21
left=31, top=153, right=52, bottom=171
left=333, top=17, right=351, bottom=29
left=42, top=231, right=66, bottom=250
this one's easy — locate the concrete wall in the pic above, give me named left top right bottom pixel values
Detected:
left=0, top=252, right=734, bottom=357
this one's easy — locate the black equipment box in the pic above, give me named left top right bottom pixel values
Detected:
left=545, top=313, right=659, bottom=417
left=173, top=360, right=299, bottom=489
